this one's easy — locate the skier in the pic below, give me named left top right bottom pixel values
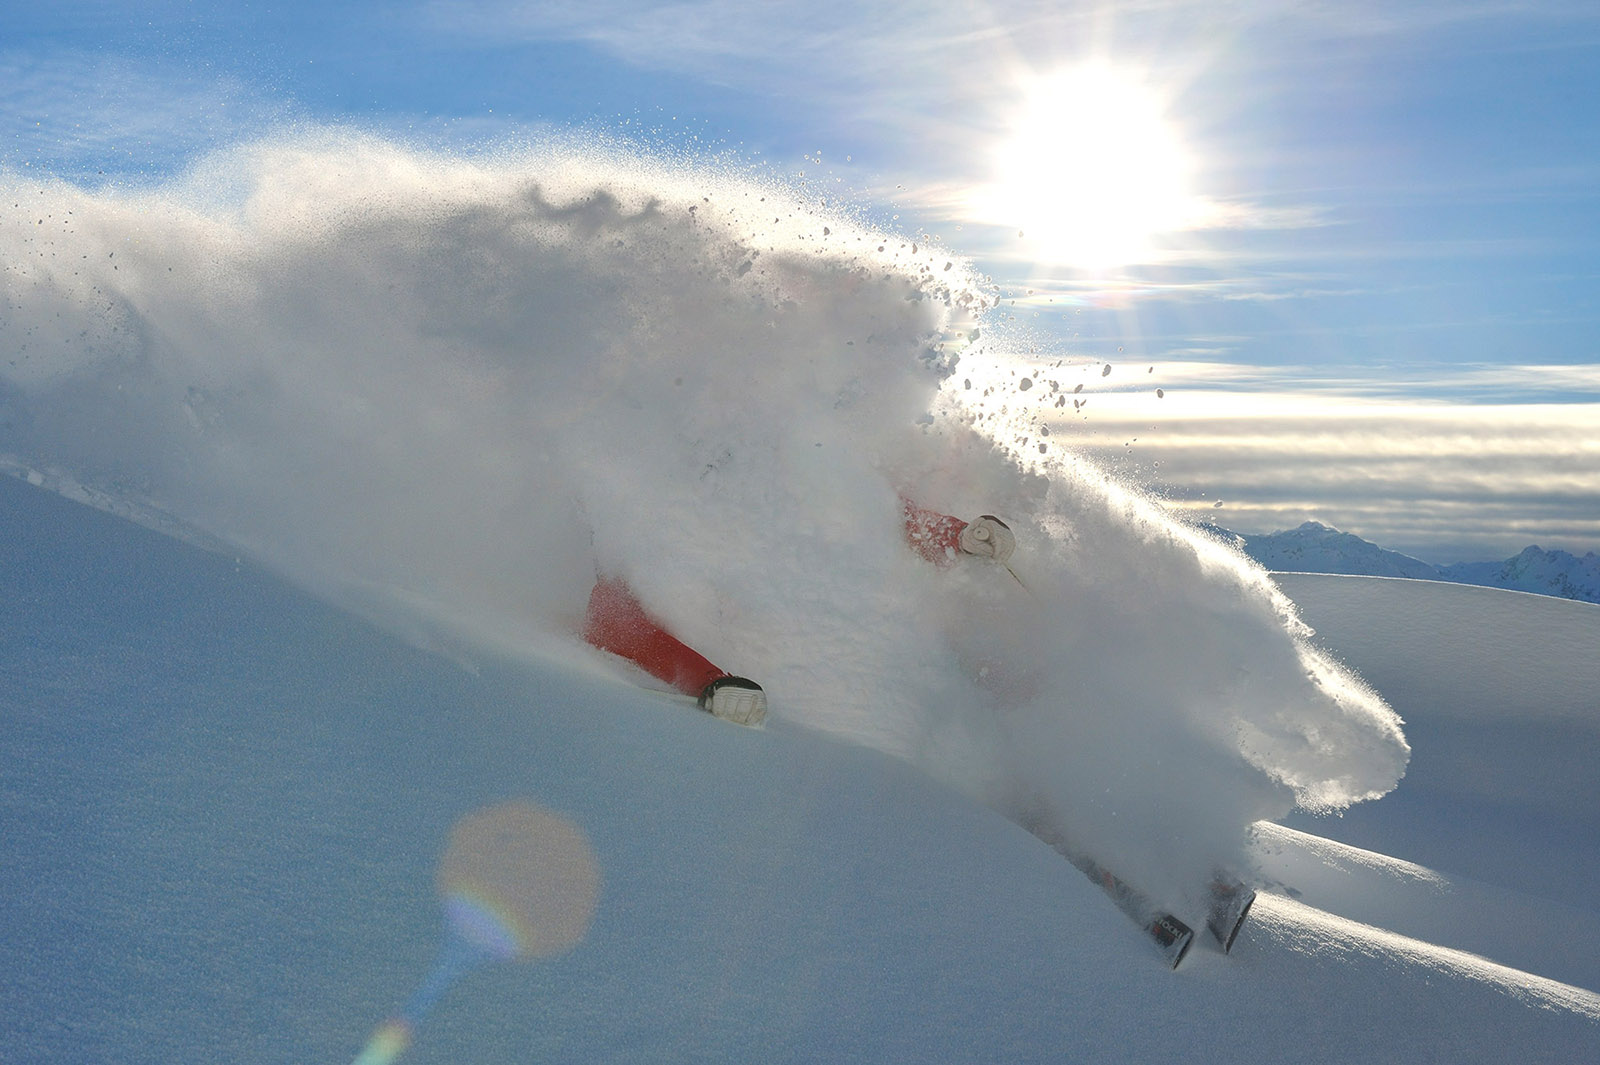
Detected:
left=578, top=497, right=1254, bottom=961
left=581, top=502, right=1017, bottom=726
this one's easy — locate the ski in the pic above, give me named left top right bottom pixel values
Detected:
left=1064, top=852, right=1195, bottom=968
left=1007, top=802, right=1197, bottom=966
left=979, top=539, right=1258, bottom=965
left=1011, top=803, right=1258, bottom=966
left=1070, top=859, right=1256, bottom=965
left=1205, top=876, right=1256, bottom=954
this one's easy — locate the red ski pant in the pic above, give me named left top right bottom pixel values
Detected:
left=582, top=500, right=969, bottom=696
left=581, top=576, right=729, bottom=697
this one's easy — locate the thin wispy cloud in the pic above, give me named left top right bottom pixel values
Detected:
left=0, top=50, right=286, bottom=178
left=1084, top=360, right=1600, bottom=404
left=419, top=1, right=965, bottom=93
left=424, top=0, right=1597, bottom=64
left=1283, top=0, right=1600, bottom=40
left=892, top=182, right=1339, bottom=260
left=980, top=363, right=1600, bottom=560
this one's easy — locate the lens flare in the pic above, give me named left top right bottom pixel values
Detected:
left=350, top=1019, right=412, bottom=1065
left=437, top=800, right=601, bottom=960
left=349, top=800, right=601, bottom=1064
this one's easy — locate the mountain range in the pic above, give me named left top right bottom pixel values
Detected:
left=1208, top=521, right=1600, bottom=606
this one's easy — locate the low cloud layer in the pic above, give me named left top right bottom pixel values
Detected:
left=965, top=359, right=1600, bottom=563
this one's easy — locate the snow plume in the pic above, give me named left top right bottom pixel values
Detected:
left=956, top=460, right=1411, bottom=910
left=0, top=131, right=1406, bottom=916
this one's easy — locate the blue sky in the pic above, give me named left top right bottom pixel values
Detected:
left=5, top=1, right=1598, bottom=560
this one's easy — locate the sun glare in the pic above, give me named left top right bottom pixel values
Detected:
left=978, top=64, right=1199, bottom=272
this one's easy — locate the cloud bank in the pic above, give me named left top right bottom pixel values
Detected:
left=968, top=360, right=1600, bottom=563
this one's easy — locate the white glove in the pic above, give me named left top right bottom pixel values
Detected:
left=958, top=515, right=1015, bottom=563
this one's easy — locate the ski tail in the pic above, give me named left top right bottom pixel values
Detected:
left=1006, top=797, right=1197, bottom=967
left=1151, top=913, right=1196, bottom=969
left=1067, top=852, right=1195, bottom=968
left=1205, top=875, right=1256, bottom=954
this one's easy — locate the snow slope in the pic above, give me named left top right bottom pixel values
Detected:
left=3, top=474, right=1597, bottom=1065
left=1272, top=573, right=1600, bottom=907
left=3, top=133, right=1595, bottom=1061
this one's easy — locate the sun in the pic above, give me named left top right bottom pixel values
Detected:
left=976, top=64, right=1200, bottom=272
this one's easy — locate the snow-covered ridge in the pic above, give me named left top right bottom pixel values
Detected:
left=1210, top=520, right=1600, bottom=605
left=1441, top=545, right=1600, bottom=605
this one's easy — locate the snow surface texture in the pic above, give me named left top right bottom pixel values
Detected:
left=2, top=476, right=1596, bottom=1065
left=1, top=132, right=1406, bottom=916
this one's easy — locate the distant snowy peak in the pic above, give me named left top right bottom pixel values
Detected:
left=1212, top=521, right=1439, bottom=580
left=1208, top=521, right=1600, bottom=606
left=1440, top=545, right=1600, bottom=605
